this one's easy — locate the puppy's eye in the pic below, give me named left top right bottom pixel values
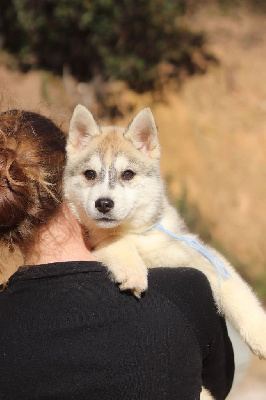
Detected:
left=84, top=170, right=96, bottom=180
left=121, top=170, right=135, bottom=180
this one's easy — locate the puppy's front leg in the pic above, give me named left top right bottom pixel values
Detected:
left=94, top=237, right=148, bottom=297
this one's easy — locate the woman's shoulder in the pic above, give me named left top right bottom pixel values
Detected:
left=148, top=267, right=212, bottom=301
left=147, top=267, right=220, bottom=342
left=148, top=267, right=217, bottom=317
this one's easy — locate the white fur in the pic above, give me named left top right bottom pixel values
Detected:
left=201, top=387, right=214, bottom=400
left=64, top=105, right=266, bottom=365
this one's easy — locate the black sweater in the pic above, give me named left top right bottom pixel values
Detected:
left=0, top=262, right=234, bottom=399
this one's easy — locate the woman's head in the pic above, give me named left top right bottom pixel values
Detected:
left=0, top=110, right=66, bottom=253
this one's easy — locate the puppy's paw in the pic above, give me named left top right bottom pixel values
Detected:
left=110, top=265, right=148, bottom=298
left=240, top=322, right=266, bottom=359
left=119, top=270, right=148, bottom=298
left=249, top=337, right=266, bottom=360
left=95, top=246, right=149, bottom=298
left=249, top=343, right=266, bottom=360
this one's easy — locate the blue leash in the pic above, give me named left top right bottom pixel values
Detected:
left=143, top=221, right=231, bottom=285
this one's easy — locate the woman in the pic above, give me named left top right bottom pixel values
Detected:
left=0, top=110, right=234, bottom=399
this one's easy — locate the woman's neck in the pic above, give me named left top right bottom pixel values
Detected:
left=25, top=203, right=96, bottom=265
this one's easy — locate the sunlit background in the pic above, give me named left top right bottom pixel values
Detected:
left=0, top=1, right=266, bottom=397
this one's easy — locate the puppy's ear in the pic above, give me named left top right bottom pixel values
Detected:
left=124, top=108, right=160, bottom=159
left=67, top=104, right=101, bottom=150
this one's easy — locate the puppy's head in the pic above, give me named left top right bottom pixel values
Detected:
left=64, top=105, right=164, bottom=230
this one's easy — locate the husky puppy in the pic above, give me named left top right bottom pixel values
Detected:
left=64, top=104, right=266, bottom=364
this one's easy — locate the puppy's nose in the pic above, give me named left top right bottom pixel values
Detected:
left=95, top=198, right=114, bottom=214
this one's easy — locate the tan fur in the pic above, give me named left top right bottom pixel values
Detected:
left=64, top=105, right=266, bottom=368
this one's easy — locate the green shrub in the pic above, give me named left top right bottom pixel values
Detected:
left=0, top=0, right=210, bottom=91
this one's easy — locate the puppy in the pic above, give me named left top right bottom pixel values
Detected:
left=64, top=104, right=266, bottom=363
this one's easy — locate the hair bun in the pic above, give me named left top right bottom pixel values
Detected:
left=0, top=147, right=15, bottom=179
left=0, top=147, right=30, bottom=233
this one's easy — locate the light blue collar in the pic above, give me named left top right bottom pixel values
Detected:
left=143, top=221, right=231, bottom=285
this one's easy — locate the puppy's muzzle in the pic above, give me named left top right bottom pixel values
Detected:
left=95, top=198, right=114, bottom=214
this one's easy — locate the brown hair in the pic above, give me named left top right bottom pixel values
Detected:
left=0, top=110, right=66, bottom=255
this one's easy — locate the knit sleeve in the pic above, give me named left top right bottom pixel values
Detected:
left=148, top=267, right=234, bottom=400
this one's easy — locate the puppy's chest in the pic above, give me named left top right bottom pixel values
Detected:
left=132, top=231, right=187, bottom=268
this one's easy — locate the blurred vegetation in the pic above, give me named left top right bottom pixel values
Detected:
left=0, top=0, right=216, bottom=92
left=176, top=187, right=213, bottom=244
left=254, top=272, right=266, bottom=305
left=0, top=0, right=265, bottom=91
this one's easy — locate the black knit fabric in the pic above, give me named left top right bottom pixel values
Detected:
left=0, top=262, right=234, bottom=399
